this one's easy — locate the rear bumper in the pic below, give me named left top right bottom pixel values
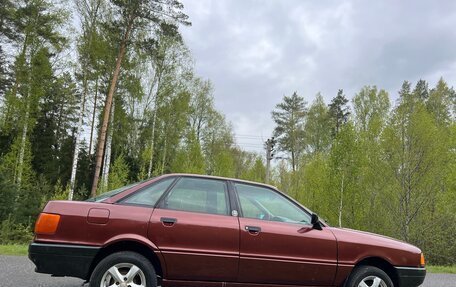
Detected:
left=395, top=266, right=426, bottom=287
left=28, top=242, right=100, bottom=280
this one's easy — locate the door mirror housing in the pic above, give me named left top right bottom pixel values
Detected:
left=311, top=213, right=322, bottom=230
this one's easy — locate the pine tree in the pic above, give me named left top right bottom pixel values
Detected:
left=91, top=0, right=190, bottom=196
left=272, top=92, right=307, bottom=172
left=328, top=89, right=350, bottom=136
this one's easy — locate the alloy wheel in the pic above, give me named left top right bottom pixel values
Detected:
left=100, top=263, right=146, bottom=287
left=357, top=275, right=388, bottom=287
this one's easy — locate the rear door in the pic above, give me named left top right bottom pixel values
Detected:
left=233, top=182, right=337, bottom=286
left=148, top=176, right=240, bottom=282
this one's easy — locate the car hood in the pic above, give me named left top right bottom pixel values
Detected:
left=330, top=227, right=420, bottom=252
left=328, top=227, right=422, bottom=267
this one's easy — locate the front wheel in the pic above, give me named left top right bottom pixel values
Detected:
left=89, top=251, right=157, bottom=287
left=345, top=266, right=394, bottom=287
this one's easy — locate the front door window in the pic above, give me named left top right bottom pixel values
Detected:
left=235, top=183, right=311, bottom=224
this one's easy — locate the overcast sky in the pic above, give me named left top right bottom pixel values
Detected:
left=179, top=0, right=456, bottom=152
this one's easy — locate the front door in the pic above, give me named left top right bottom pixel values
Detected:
left=233, top=182, right=337, bottom=286
left=149, top=177, right=239, bottom=282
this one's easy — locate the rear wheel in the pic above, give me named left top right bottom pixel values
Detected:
left=345, top=266, right=394, bottom=287
left=90, top=251, right=157, bottom=287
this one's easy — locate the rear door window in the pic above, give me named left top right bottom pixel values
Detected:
left=161, top=177, right=229, bottom=216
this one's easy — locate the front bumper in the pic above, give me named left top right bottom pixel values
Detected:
left=29, top=242, right=100, bottom=280
left=395, top=266, right=426, bottom=287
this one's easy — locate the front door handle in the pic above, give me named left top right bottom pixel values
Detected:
left=245, top=226, right=261, bottom=234
left=160, top=217, right=177, bottom=226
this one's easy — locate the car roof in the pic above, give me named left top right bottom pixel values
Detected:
left=160, top=173, right=279, bottom=190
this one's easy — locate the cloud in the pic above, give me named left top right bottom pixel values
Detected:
left=180, top=0, right=456, bottom=151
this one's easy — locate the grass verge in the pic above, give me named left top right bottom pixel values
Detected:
left=0, top=244, right=28, bottom=256
left=427, top=265, right=456, bottom=274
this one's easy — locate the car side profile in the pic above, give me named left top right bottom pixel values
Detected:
left=29, top=173, right=426, bottom=287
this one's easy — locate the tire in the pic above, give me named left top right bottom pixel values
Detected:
left=344, top=266, right=394, bottom=287
left=89, top=251, right=157, bottom=287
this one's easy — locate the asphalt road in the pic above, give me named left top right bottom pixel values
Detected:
left=0, top=255, right=454, bottom=287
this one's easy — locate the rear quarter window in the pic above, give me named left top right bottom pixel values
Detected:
left=121, top=177, right=175, bottom=206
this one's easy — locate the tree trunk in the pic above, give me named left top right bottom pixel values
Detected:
left=68, top=74, right=88, bottom=200
left=147, top=106, right=157, bottom=178
left=13, top=35, right=30, bottom=187
left=16, top=101, right=30, bottom=188
left=161, top=136, right=167, bottom=174
left=90, top=22, right=133, bottom=197
left=291, top=150, right=296, bottom=172
left=88, top=75, right=98, bottom=155
left=145, top=61, right=163, bottom=178
left=338, top=173, right=345, bottom=228
left=101, top=99, right=115, bottom=191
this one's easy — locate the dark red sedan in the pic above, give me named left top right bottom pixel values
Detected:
left=29, top=173, right=425, bottom=287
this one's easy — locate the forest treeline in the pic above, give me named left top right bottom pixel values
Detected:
left=271, top=81, right=456, bottom=265
left=1, top=0, right=456, bottom=265
left=0, top=0, right=266, bottom=244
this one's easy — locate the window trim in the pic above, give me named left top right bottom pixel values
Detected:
left=156, top=176, right=232, bottom=216
left=116, top=176, right=179, bottom=208
left=231, top=180, right=313, bottom=225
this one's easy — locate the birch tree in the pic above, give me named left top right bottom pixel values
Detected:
left=5, top=0, right=66, bottom=187
left=68, top=0, right=105, bottom=199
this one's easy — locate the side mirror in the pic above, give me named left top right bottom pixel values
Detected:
left=311, top=213, right=322, bottom=230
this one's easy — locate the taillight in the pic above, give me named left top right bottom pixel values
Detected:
left=420, top=253, right=425, bottom=267
left=35, top=213, right=60, bottom=235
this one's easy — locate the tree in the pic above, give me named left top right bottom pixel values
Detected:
left=3, top=0, right=67, bottom=187
left=201, top=110, right=235, bottom=175
left=30, top=70, right=78, bottom=187
left=382, top=96, right=446, bottom=242
left=352, top=86, right=390, bottom=230
left=304, top=93, right=332, bottom=154
left=413, top=79, right=429, bottom=101
left=426, top=78, right=454, bottom=127
left=108, top=154, right=129, bottom=190
left=69, top=0, right=107, bottom=199
left=172, top=129, right=205, bottom=174
left=328, top=123, right=361, bottom=228
left=0, top=47, right=12, bottom=99
left=91, top=0, right=190, bottom=196
left=272, top=92, right=307, bottom=172
left=189, top=78, right=214, bottom=142
left=140, top=30, right=192, bottom=178
left=328, top=89, right=350, bottom=136
left=353, top=86, right=390, bottom=133
left=0, top=0, right=17, bottom=42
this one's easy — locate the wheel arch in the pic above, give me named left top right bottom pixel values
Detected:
left=88, top=238, right=165, bottom=281
left=347, top=256, right=399, bottom=287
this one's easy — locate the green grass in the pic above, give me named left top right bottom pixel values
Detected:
left=427, top=265, right=456, bottom=274
left=0, top=244, right=29, bottom=256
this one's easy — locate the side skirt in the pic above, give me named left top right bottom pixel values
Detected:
left=163, top=279, right=333, bottom=287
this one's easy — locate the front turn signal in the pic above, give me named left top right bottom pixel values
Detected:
left=420, top=253, right=425, bottom=267
left=35, top=213, right=60, bottom=235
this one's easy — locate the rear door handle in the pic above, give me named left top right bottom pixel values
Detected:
left=245, top=226, right=261, bottom=234
left=160, top=217, right=177, bottom=226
